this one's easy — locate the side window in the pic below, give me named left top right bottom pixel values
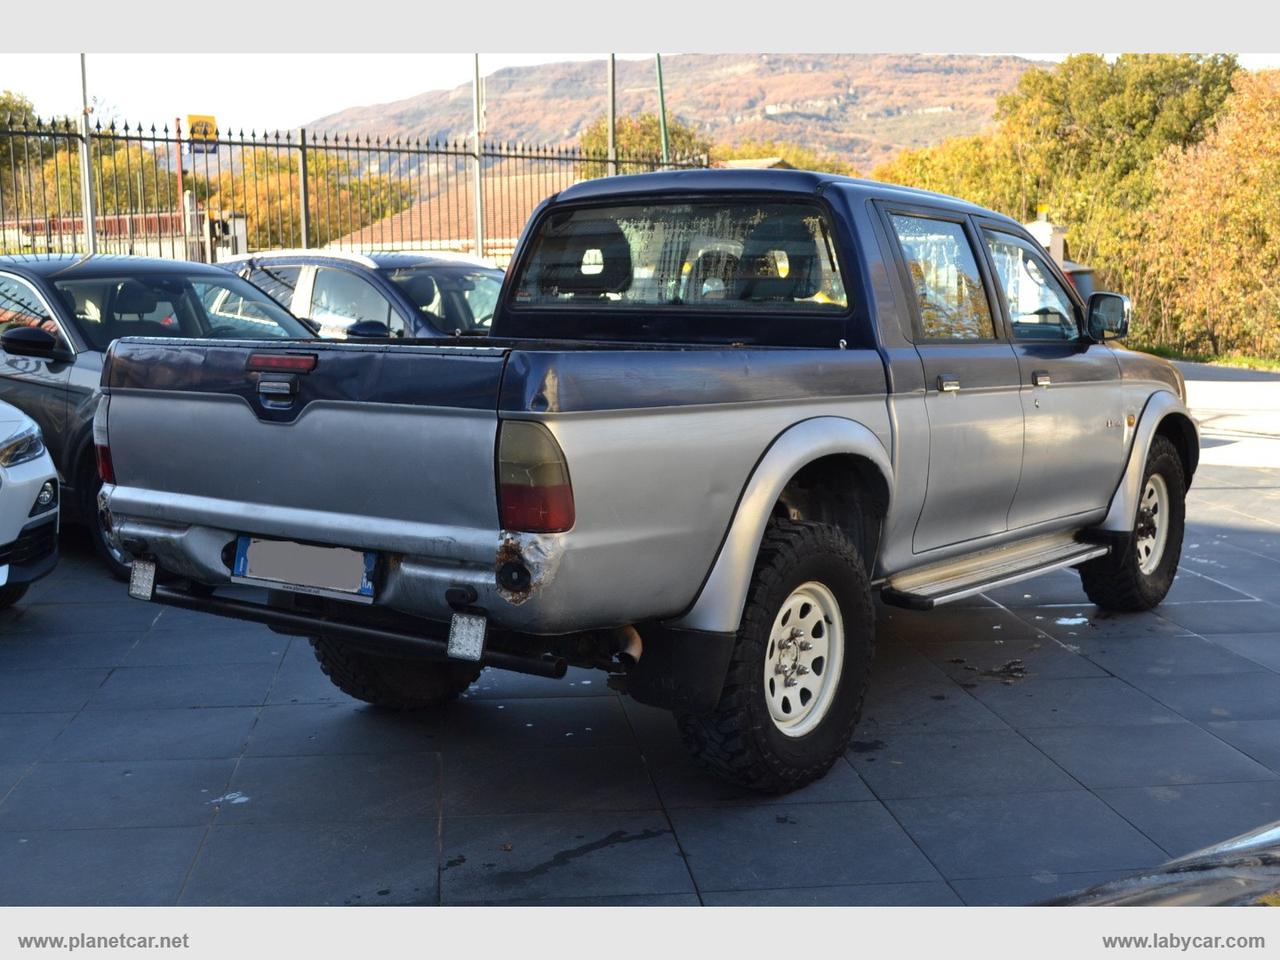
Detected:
left=308, top=268, right=393, bottom=336
left=247, top=265, right=302, bottom=311
left=983, top=231, right=1079, bottom=342
left=889, top=214, right=995, bottom=341
left=0, top=276, right=70, bottom=351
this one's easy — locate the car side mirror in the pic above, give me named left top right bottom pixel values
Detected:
left=1087, top=292, right=1131, bottom=341
left=1, top=326, right=60, bottom=359
left=346, top=320, right=392, bottom=339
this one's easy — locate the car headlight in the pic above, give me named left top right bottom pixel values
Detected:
left=0, top=423, right=46, bottom=468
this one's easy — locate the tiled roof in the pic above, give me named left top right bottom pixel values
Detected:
left=336, top=172, right=576, bottom=248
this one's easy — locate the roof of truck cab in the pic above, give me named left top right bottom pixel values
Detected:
left=0, top=254, right=232, bottom=281
left=553, top=168, right=1014, bottom=222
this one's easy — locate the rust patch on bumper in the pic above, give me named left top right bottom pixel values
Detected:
left=494, top=533, right=563, bottom=605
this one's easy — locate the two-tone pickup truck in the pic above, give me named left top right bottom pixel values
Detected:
left=97, top=170, right=1197, bottom=792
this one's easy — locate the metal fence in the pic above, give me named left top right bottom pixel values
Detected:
left=0, top=117, right=708, bottom=266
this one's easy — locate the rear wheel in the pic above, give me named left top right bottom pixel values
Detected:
left=310, top=637, right=481, bottom=709
left=1080, top=435, right=1186, bottom=612
left=676, top=519, right=874, bottom=793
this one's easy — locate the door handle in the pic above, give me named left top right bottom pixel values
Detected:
left=1032, top=370, right=1052, bottom=387
left=937, top=374, right=960, bottom=393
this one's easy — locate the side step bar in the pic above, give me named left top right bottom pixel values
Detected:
left=881, top=533, right=1110, bottom=610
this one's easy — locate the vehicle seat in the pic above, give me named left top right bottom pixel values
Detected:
left=535, top=221, right=632, bottom=297
left=733, top=218, right=822, bottom=302
left=401, top=274, right=440, bottom=314
left=686, top=251, right=738, bottom=302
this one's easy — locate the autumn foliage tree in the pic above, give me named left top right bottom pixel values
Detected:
left=872, top=54, right=1256, bottom=354
left=1141, top=70, right=1280, bottom=357
left=200, top=147, right=413, bottom=249
left=712, top=139, right=860, bottom=176
left=576, top=114, right=711, bottom=176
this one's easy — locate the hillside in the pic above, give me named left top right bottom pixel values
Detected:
left=309, top=53, right=1047, bottom=172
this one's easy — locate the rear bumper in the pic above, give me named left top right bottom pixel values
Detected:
left=106, top=484, right=577, bottom=634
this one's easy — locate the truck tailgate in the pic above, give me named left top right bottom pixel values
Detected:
left=101, top=338, right=509, bottom=557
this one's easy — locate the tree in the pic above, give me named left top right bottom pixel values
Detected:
left=1141, top=70, right=1280, bottom=356
left=576, top=114, right=711, bottom=176
left=202, top=147, right=414, bottom=249
left=29, top=139, right=180, bottom=217
left=0, top=92, right=68, bottom=225
left=712, top=139, right=860, bottom=177
left=871, top=54, right=1243, bottom=352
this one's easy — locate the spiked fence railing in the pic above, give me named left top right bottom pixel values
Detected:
left=0, top=117, right=707, bottom=265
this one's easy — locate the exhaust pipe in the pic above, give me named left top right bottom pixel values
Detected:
left=615, top=624, right=643, bottom=667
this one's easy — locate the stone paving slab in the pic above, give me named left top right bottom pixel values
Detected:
left=1, top=460, right=1279, bottom=906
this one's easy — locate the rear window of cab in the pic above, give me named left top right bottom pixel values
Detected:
left=510, top=200, right=848, bottom=314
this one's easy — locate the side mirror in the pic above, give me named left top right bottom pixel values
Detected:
left=1087, top=292, right=1131, bottom=341
left=346, top=320, right=392, bottom=339
left=1, top=326, right=59, bottom=359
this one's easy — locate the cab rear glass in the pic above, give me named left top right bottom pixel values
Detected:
left=502, top=199, right=857, bottom=346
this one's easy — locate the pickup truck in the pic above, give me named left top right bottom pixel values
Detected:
left=97, top=170, right=1198, bottom=793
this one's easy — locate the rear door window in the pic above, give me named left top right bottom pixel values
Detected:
left=308, top=267, right=395, bottom=337
left=888, top=214, right=996, bottom=341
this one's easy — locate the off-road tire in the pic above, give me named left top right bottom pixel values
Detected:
left=676, top=518, right=875, bottom=794
left=0, top=583, right=29, bottom=610
left=1079, top=435, right=1186, bottom=612
left=310, top=637, right=481, bottom=709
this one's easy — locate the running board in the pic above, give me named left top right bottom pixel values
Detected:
left=881, top=533, right=1110, bottom=610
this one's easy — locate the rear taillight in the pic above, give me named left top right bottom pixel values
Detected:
left=92, top=396, right=115, bottom=484
left=95, top=445, right=115, bottom=485
left=497, top=420, right=575, bottom=533
left=247, top=353, right=317, bottom=373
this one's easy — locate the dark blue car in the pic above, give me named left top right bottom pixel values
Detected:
left=221, top=250, right=504, bottom=339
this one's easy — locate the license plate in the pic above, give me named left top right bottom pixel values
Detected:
left=232, top=536, right=376, bottom=603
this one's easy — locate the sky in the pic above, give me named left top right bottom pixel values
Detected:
left=0, top=54, right=653, bottom=132
left=2, top=52, right=1279, bottom=134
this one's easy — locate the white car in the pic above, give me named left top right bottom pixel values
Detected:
left=0, top=401, right=58, bottom=608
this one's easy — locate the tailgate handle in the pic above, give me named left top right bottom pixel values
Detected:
left=257, top=377, right=297, bottom=399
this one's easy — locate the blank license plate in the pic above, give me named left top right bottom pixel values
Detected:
left=232, top=536, right=376, bottom=602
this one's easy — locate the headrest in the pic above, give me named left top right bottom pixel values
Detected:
left=735, top=217, right=822, bottom=301
left=401, top=273, right=438, bottom=307
left=113, top=281, right=159, bottom=316
left=534, top=218, right=632, bottom=296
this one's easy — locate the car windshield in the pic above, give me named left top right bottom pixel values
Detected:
left=510, top=200, right=848, bottom=314
left=53, top=273, right=312, bottom=351
left=386, top=266, right=504, bottom=334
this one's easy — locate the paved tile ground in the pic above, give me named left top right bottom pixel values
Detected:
left=1, top=455, right=1278, bottom=906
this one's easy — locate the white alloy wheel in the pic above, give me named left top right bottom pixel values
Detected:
left=1136, top=473, right=1170, bottom=576
left=763, top=581, right=844, bottom=737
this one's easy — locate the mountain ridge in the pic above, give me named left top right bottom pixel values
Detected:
left=307, top=53, right=1048, bottom=171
